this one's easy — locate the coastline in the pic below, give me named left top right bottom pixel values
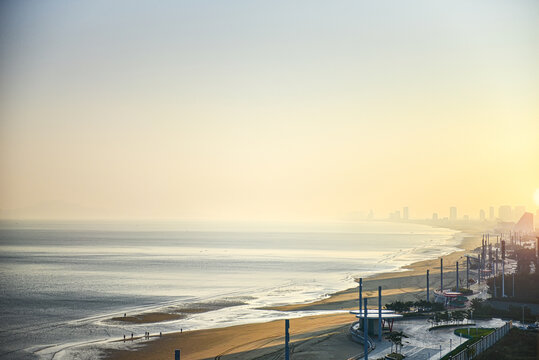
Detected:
left=104, top=222, right=490, bottom=360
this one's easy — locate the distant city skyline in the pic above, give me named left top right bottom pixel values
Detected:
left=384, top=204, right=537, bottom=223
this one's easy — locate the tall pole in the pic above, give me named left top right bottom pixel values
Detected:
left=364, top=298, right=369, bottom=360
left=502, top=261, right=505, bottom=297
left=494, top=248, right=498, bottom=276
left=493, top=271, right=497, bottom=298
left=427, top=270, right=430, bottom=302
left=502, top=240, right=505, bottom=297
left=359, top=278, right=363, bottom=315
left=478, top=254, right=481, bottom=285
left=512, top=272, right=515, bottom=297
left=495, top=248, right=498, bottom=298
left=440, top=258, right=444, bottom=291
left=456, top=261, right=459, bottom=291
left=466, top=256, right=469, bottom=289
left=378, top=286, right=382, bottom=342
left=285, top=319, right=290, bottom=360
left=489, top=244, right=493, bottom=276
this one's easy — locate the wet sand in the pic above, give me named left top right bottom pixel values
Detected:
left=106, top=223, right=489, bottom=360
left=111, top=313, right=186, bottom=324
left=109, top=300, right=247, bottom=324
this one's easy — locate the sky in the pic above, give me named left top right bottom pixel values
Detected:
left=1, top=0, right=538, bottom=221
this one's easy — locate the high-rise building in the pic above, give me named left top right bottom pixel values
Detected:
left=450, top=207, right=457, bottom=221
left=403, top=207, right=409, bottom=220
left=479, top=209, right=486, bottom=221
left=498, top=205, right=512, bottom=222
left=489, top=206, right=494, bottom=220
left=432, top=213, right=438, bottom=220
left=513, top=206, right=526, bottom=221
left=513, top=212, right=534, bottom=233
left=389, top=211, right=401, bottom=220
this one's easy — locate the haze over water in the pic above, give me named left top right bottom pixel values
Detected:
left=0, top=221, right=458, bottom=359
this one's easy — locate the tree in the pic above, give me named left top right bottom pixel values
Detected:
left=385, top=332, right=398, bottom=353
left=453, top=310, right=466, bottom=324
left=385, top=331, right=408, bottom=354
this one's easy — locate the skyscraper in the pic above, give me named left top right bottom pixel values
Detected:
left=489, top=206, right=494, bottom=220
left=432, top=213, right=438, bottom=220
left=499, top=206, right=512, bottom=222
left=514, top=212, right=534, bottom=233
left=403, top=207, right=409, bottom=220
left=479, top=209, right=485, bottom=221
left=450, top=207, right=457, bottom=221
left=513, top=206, right=526, bottom=221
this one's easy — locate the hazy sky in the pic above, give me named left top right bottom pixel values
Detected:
left=1, top=0, right=538, bottom=221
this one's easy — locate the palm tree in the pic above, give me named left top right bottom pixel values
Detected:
left=453, top=310, right=466, bottom=324
left=394, top=331, right=409, bottom=354
left=385, top=332, right=398, bottom=353
left=385, top=331, right=408, bottom=354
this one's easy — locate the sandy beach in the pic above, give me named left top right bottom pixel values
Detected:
left=104, top=223, right=489, bottom=360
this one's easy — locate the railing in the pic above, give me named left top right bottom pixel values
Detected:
left=350, top=322, right=376, bottom=348
left=448, top=321, right=511, bottom=360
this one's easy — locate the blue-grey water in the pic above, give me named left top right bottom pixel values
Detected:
left=0, top=220, right=459, bottom=359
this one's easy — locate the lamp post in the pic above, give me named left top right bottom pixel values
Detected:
left=427, top=269, right=430, bottom=302
left=359, top=278, right=363, bottom=314
left=364, top=298, right=369, bottom=360
left=285, top=319, right=290, bottom=360
left=440, top=258, right=444, bottom=291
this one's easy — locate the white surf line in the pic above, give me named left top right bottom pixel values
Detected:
left=34, top=309, right=351, bottom=360
left=66, top=285, right=268, bottom=328
left=34, top=338, right=109, bottom=360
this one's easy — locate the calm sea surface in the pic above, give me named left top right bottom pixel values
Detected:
left=0, top=221, right=459, bottom=359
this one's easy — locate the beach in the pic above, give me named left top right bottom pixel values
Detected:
left=1, top=220, right=471, bottom=360
left=105, top=223, right=487, bottom=360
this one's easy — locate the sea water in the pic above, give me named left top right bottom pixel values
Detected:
left=0, top=220, right=459, bottom=359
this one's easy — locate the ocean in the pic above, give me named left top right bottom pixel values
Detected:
left=0, top=220, right=460, bottom=359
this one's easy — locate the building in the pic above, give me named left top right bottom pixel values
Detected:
left=403, top=207, right=409, bottom=220
left=498, top=206, right=512, bottom=222
left=432, top=213, right=438, bottom=221
left=349, top=309, right=402, bottom=337
left=513, top=212, right=534, bottom=233
left=489, top=206, right=494, bottom=220
left=389, top=211, right=401, bottom=220
left=479, top=209, right=486, bottom=221
left=450, top=207, right=457, bottom=221
left=513, top=206, right=526, bottom=222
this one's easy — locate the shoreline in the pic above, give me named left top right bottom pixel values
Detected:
left=103, top=222, right=491, bottom=360
left=104, top=222, right=467, bottom=325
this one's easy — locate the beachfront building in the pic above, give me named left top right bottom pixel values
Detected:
left=433, top=290, right=467, bottom=308
left=349, top=309, right=403, bottom=338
